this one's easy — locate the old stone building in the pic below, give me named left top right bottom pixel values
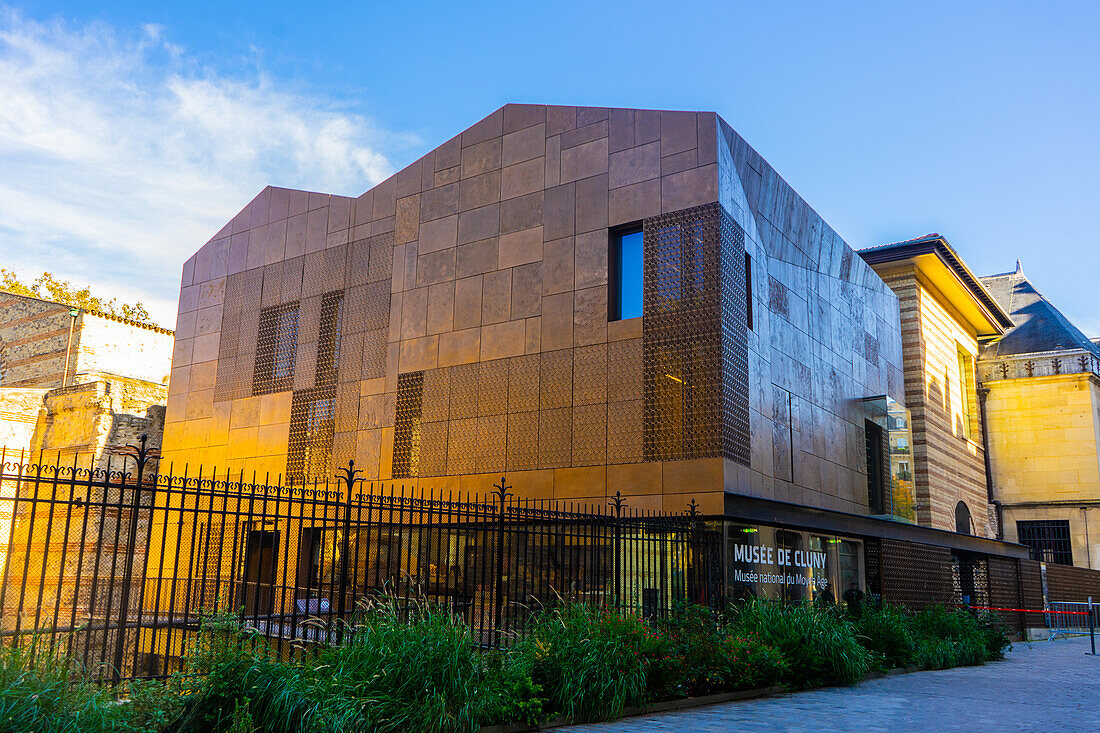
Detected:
left=0, top=292, right=173, bottom=640
left=977, top=263, right=1100, bottom=569
left=0, top=291, right=173, bottom=390
left=859, top=235, right=1014, bottom=538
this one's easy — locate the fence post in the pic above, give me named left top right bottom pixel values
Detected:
left=111, top=434, right=156, bottom=682
left=609, top=492, right=625, bottom=607
left=686, top=498, right=700, bottom=607
left=335, top=461, right=362, bottom=646
left=1090, top=597, right=1096, bottom=656
left=491, top=477, right=512, bottom=648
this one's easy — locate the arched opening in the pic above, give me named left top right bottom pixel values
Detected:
left=955, top=501, right=972, bottom=535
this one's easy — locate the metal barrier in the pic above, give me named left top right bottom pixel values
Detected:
left=967, top=603, right=1097, bottom=653
left=1047, top=599, right=1096, bottom=642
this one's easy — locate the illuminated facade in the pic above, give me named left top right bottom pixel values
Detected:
left=164, top=104, right=1027, bottom=602
left=859, top=235, right=1014, bottom=538
left=978, top=264, right=1100, bottom=569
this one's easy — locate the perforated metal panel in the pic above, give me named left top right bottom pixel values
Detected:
left=640, top=203, right=749, bottom=465
left=643, top=203, right=723, bottom=461
left=252, top=303, right=299, bottom=395
left=878, top=538, right=954, bottom=610
left=392, top=371, right=424, bottom=479
left=315, top=291, right=343, bottom=388
left=718, top=212, right=751, bottom=466
left=215, top=269, right=263, bottom=401
left=287, top=387, right=336, bottom=484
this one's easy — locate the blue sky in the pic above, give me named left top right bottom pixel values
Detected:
left=1, top=1, right=1097, bottom=335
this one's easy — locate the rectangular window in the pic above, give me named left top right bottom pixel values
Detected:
left=253, top=303, right=299, bottom=395
left=865, top=419, right=887, bottom=514
left=745, top=252, right=753, bottom=330
left=1017, top=520, right=1073, bottom=565
left=610, top=226, right=643, bottom=321
left=956, top=344, right=977, bottom=441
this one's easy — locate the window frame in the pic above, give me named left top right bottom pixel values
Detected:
left=1017, top=519, right=1074, bottom=565
left=609, top=223, right=644, bottom=322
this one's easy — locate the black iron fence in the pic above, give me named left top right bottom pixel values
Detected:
left=0, top=440, right=722, bottom=682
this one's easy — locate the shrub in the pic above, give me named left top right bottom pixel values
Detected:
left=308, top=601, right=542, bottom=732
left=718, top=631, right=787, bottom=690
left=167, top=614, right=319, bottom=733
left=853, top=604, right=918, bottom=670
left=650, top=605, right=785, bottom=698
left=521, top=604, right=658, bottom=722
left=909, top=605, right=1010, bottom=670
left=729, top=599, right=872, bottom=687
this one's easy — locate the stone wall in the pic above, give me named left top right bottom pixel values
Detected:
left=874, top=266, right=990, bottom=536
left=0, top=293, right=74, bottom=388
left=0, top=292, right=173, bottom=390
left=75, top=313, right=173, bottom=386
left=986, top=372, right=1100, bottom=567
left=0, top=388, right=47, bottom=451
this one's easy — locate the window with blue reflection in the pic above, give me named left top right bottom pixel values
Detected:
left=612, top=228, right=643, bottom=320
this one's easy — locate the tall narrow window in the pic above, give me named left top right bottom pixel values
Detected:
left=745, top=252, right=753, bottom=330
left=865, top=419, right=886, bottom=514
left=393, top=371, right=424, bottom=479
left=253, top=303, right=299, bottom=395
left=956, top=344, right=977, bottom=440
left=610, top=226, right=643, bottom=320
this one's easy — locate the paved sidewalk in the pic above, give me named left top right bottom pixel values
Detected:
left=565, top=637, right=1099, bottom=732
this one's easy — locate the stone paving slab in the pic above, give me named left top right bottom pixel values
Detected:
left=565, top=638, right=1100, bottom=732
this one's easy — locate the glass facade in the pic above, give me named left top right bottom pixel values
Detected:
left=726, top=522, right=864, bottom=605
left=863, top=396, right=916, bottom=522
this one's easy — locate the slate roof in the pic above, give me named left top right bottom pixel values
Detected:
left=979, top=264, right=1100, bottom=359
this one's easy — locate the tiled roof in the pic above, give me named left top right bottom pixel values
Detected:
left=979, top=264, right=1100, bottom=359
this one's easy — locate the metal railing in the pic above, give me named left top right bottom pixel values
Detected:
left=0, top=440, right=723, bottom=682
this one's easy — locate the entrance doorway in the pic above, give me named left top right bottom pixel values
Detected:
left=242, top=529, right=279, bottom=616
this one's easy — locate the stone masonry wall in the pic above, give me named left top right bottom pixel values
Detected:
left=875, top=266, right=990, bottom=536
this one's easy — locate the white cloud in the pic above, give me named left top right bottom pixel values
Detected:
left=0, top=10, right=404, bottom=326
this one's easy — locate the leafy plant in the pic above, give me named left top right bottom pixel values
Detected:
left=167, top=613, right=318, bottom=733
left=729, top=599, right=872, bottom=687
left=853, top=603, right=918, bottom=670
left=521, top=604, right=656, bottom=722
left=307, top=600, right=542, bottom=732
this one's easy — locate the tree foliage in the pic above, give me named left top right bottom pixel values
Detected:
left=0, top=268, right=153, bottom=324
